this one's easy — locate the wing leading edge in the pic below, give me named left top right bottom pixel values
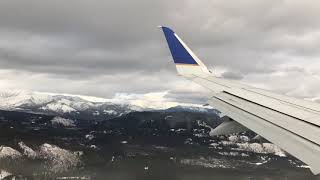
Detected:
left=159, top=26, right=320, bottom=175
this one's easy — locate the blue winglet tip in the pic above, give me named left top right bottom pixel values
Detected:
left=158, top=26, right=174, bottom=33
left=158, top=26, right=198, bottom=65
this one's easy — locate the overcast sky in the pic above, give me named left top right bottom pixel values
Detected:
left=1, top=0, right=320, bottom=104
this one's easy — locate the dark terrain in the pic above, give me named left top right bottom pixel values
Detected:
left=0, top=109, right=317, bottom=180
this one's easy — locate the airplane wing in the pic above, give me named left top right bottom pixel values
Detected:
left=158, top=26, right=320, bottom=175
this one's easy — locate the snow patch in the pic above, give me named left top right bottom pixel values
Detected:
left=221, top=141, right=234, bottom=146
left=39, top=143, right=82, bottom=173
left=297, top=165, right=310, bottom=169
left=41, top=103, right=76, bottom=113
left=56, top=176, right=91, bottom=180
left=18, top=142, right=37, bottom=159
left=93, top=111, right=100, bottom=116
left=0, top=170, right=12, bottom=179
left=209, top=143, right=219, bottom=147
left=89, top=145, right=98, bottom=149
left=0, top=146, right=22, bottom=159
left=220, top=135, right=287, bottom=157
left=228, top=135, right=250, bottom=143
left=218, top=151, right=249, bottom=157
left=85, top=134, right=94, bottom=141
left=103, top=109, right=117, bottom=115
left=180, top=157, right=234, bottom=169
left=236, top=143, right=286, bottom=157
left=51, top=117, right=75, bottom=127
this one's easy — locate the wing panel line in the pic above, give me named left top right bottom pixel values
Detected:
left=222, top=90, right=320, bottom=128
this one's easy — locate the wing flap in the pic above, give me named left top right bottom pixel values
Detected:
left=210, top=116, right=248, bottom=136
left=214, top=92, right=320, bottom=146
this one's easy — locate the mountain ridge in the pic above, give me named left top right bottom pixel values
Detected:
left=0, top=90, right=218, bottom=121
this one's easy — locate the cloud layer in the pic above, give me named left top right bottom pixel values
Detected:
left=1, top=0, right=320, bottom=103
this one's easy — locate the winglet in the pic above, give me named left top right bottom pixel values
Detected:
left=159, top=26, right=211, bottom=76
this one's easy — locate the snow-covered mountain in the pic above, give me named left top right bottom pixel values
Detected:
left=0, top=90, right=136, bottom=114
left=0, top=90, right=217, bottom=120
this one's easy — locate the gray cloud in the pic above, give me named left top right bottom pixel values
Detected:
left=0, top=0, right=320, bottom=102
left=221, top=71, right=244, bottom=80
